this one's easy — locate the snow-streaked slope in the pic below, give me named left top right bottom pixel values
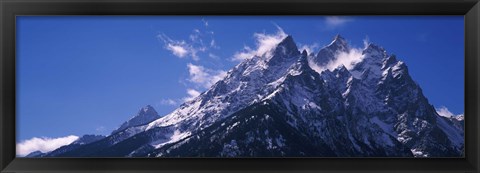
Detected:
left=42, top=34, right=463, bottom=157
left=143, top=35, right=302, bottom=147
left=147, top=34, right=463, bottom=157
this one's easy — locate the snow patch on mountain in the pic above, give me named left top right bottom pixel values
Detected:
left=436, top=106, right=463, bottom=119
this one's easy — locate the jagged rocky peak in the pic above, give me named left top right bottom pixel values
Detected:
left=40, top=34, right=463, bottom=158
left=301, top=49, right=308, bottom=57
left=327, top=34, right=350, bottom=52
left=333, top=64, right=350, bottom=76
left=111, top=105, right=160, bottom=134
left=140, top=105, right=158, bottom=116
left=332, top=34, right=348, bottom=47
left=272, top=35, right=300, bottom=57
left=312, top=34, right=350, bottom=67
left=347, top=43, right=391, bottom=80
left=279, top=35, right=297, bottom=49
left=363, top=42, right=387, bottom=59
left=391, top=61, right=409, bottom=77
left=288, top=51, right=314, bottom=75
left=267, top=35, right=300, bottom=67
left=382, top=54, right=398, bottom=69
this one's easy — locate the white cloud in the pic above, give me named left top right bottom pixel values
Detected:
left=436, top=106, right=463, bottom=118
left=210, top=39, right=218, bottom=49
left=309, top=49, right=364, bottom=73
left=189, top=29, right=201, bottom=42
left=208, top=53, right=219, bottom=59
left=232, top=46, right=255, bottom=62
left=166, top=43, right=188, bottom=58
left=160, top=99, right=178, bottom=106
left=231, top=26, right=288, bottom=61
left=309, top=36, right=372, bottom=73
left=324, top=16, right=353, bottom=30
left=187, top=63, right=227, bottom=88
left=96, top=126, right=106, bottom=133
left=158, top=34, right=196, bottom=59
left=183, top=88, right=201, bottom=102
left=157, top=20, right=217, bottom=61
left=328, top=48, right=364, bottom=70
left=202, top=18, right=209, bottom=27
left=254, top=26, right=288, bottom=57
left=363, top=36, right=370, bottom=48
left=299, top=43, right=319, bottom=55
left=309, top=46, right=364, bottom=73
left=16, top=135, right=79, bottom=156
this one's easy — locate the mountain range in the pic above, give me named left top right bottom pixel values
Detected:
left=30, top=34, right=464, bottom=157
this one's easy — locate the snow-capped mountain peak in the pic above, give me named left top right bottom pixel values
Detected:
left=273, top=35, right=298, bottom=56
left=331, top=34, right=348, bottom=47
left=41, top=34, right=463, bottom=158
left=363, top=43, right=387, bottom=59
left=308, top=35, right=351, bottom=73
left=267, top=35, right=300, bottom=66
left=111, top=105, right=160, bottom=135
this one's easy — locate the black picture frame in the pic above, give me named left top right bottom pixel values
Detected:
left=1, top=0, right=479, bottom=172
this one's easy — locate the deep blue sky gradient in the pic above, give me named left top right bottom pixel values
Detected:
left=16, top=16, right=464, bottom=142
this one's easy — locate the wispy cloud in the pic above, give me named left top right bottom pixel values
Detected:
left=363, top=35, right=370, bottom=48
left=309, top=36, right=367, bottom=73
left=329, top=48, right=364, bottom=70
left=165, top=42, right=189, bottom=58
left=160, top=99, right=178, bottom=106
left=183, top=88, right=201, bottom=102
left=299, top=43, right=319, bottom=55
left=208, top=53, right=219, bottom=59
left=202, top=18, right=209, bottom=27
left=95, top=126, right=106, bottom=134
left=17, top=135, right=79, bottom=156
left=157, top=34, right=204, bottom=61
left=187, top=63, right=227, bottom=88
left=324, top=16, right=353, bottom=30
left=157, top=19, right=217, bottom=61
left=232, top=25, right=288, bottom=61
left=158, top=19, right=227, bottom=105
left=232, top=46, right=254, bottom=62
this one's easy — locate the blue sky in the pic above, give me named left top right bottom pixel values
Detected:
left=16, top=16, right=464, bottom=149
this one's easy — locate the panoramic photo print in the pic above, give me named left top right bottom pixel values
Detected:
left=16, top=16, right=464, bottom=157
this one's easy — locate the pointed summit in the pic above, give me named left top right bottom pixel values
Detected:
left=334, top=34, right=343, bottom=40
left=292, top=51, right=313, bottom=73
left=111, top=105, right=160, bottom=135
left=140, top=105, right=157, bottom=116
left=332, top=34, right=348, bottom=46
left=301, top=49, right=308, bottom=57
left=267, top=35, right=300, bottom=66
left=272, top=35, right=299, bottom=57
left=311, top=34, right=350, bottom=67
left=279, top=35, right=295, bottom=46
left=363, top=43, right=386, bottom=55
left=348, top=42, right=388, bottom=80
